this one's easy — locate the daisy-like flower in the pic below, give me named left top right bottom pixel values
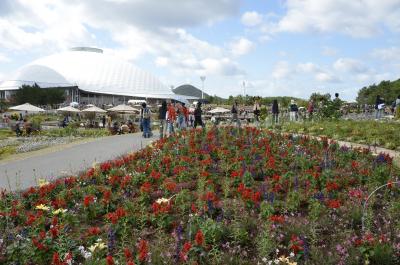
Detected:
left=38, top=179, right=49, bottom=187
left=88, top=240, right=106, bottom=253
left=155, top=197, right=169, bottom=204
left=52, top=208, right=67, bottom=215
left=35, top=204, right=50, bottom=211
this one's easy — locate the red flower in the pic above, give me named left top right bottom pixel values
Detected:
left=88, top=226, right=101, bottom=236
left=100, top=161, right=112, bottom=172
left=124, top=248, right=133, bottom=260
left=195, top=230, right=204, bottom=246
left=150, top=170, right=161, bottom=180
left=191, top=203, right=197, bottom=213
left=326, top=181, right=340, bottom=192
left=138, top=239, right=149, bottom=261
left=50, top=226, right=59, bottom=239
left=103, top=189, right=112, bottom=204
left=51, top=252, right=61, bottom=265
left=327, top=199, right=341, bottom=209
left=140, top=182, right=152, bottom=193
left=180, top=241, right=192, bottom=261
left=269, top=215, right=285, bottom=223
left=83, top=195, right=95, bottom=207
left=106, top=255, right=114, bottom=265
left=252, top=191, right=261, bottom=203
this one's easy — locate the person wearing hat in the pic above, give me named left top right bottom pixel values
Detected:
left=289, top=99, right=299, bottom=122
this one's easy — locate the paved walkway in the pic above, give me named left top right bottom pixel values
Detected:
left=0, top=133, right=156, bottom=191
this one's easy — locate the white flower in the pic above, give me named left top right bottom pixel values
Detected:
left=290, top=252, right=295, bottom=257
left=156, top=197, right=169, bottom=204
left=52, top=208, right=67, bottom=215
left=38, top=179, right=49, bottom=187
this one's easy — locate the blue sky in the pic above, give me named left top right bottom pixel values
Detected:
left=0, top=0, right=399, bottom=100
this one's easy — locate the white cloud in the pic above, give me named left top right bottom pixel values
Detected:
left=0, top=53, right=11, bottom=62
left=241, top=11, right=263, bottom=27
left=155, top=57, right=169, bottom=67
left=265, top=0, right=400, bottom=38
left=372, top=47, right=400, bottom=61
left=333, top=58, right=368, bottom=73
left=315, top=72, right=339, bottom=83
left=230, top=37, right=254, bottom=56
left=297, top=62, right=320, bottom=73
left=322, top=46, right=339, bottom=56
left=272, top=61, right=292, bottom=80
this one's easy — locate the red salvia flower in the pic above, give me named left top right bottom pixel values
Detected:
left=327, top=199, right=341, bottom=209
left=195, top=230, right=204, bottom=246
left=88, top=226, right=101, bottom=236
left=83, top=195, right=95, bottom=207
left=51, top=252, right=61, bottom=265
left=138, top=239, right=149, bottom=261
left=106, top=255, right=114, bottom=265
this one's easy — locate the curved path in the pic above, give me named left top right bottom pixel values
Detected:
left=0, top=133, right=156, bottom=191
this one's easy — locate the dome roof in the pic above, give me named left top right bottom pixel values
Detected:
left=0, top=48, right=174, bottom=98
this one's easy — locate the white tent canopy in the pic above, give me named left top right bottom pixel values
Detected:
left=208, top=107, right=230, bottom=114
left=57, top=106, right=81, bottom=113
left=9, top=103, right=45, bottom=112
left=81, top=106, right=106, bottom=113
left=107, top=104, right=139, bottom=113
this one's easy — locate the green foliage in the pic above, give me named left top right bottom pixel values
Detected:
left=14, top=83, right=65, bottom=106
left=256, top=225, right=275, bottom=258
left=357, top=79, right=400, bottom=105
left=281, top=120, right=400, bottom=150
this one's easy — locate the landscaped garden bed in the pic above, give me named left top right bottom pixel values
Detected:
left=0, top=127, right=399, bottom=264
left=279, top=120, right=400, bottom=150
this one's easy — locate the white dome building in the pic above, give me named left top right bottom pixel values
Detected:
left=0, top=47, right=194, bottom=105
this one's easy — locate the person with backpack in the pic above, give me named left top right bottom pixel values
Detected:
left=289, top=99, right=299, bottom=122
left=230, top=101, right=241, bottom=127
left=194, top=102, right=204, bottom=128
left=158, top=101, right=167, bottom=138
left=140, top=102, right=152, bottom=138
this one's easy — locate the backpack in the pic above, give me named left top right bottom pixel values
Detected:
left=143, top=108, right=151, bottom=119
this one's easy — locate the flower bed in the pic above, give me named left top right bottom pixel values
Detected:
left=0, top=127, right=399, bottom=264
left=279, top=120, right=400, bottom=150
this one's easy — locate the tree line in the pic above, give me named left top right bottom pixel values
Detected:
left=357, top=79, right=400, bottom=105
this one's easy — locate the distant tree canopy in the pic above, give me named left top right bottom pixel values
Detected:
left=217, top=95, right=307, bottom=107
left=357, top=79, right=400, bottom=105
left=14, top=83, right=65, bottom=106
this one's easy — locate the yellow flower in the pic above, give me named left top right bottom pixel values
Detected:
left=52, top=208, right=67, bottom=215
left=35, top=204, right=50, bottom=211
left=88, top=241, right=106, bottom=253
left=38, top=179, right=49, bottom=187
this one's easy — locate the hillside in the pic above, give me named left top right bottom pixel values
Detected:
left=173, top=84, right=209, bottom=98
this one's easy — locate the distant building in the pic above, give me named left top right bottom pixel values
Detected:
left=0, top=47, right=196, bottom=105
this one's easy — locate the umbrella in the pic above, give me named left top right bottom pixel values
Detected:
left=70, top=102, right=79, bottom=107
left=57, top=106, right=81, bottom=113
left=81, top=106, right=106, bottom=113
left=208, top=107, right=230, bottom=114
left=9, top=103, right=45, bottom=112
left=107, top=104, right=140, bottom=113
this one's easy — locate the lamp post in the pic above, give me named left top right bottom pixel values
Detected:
left=200, top=76, right=206, bottom=100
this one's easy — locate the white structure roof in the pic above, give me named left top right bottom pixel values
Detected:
left=0, top=47, right=186, bottom=100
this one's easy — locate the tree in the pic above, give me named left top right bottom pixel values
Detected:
left=356, top=79, right=400, bottom=105
left=14, top=83, right=65, bottom=106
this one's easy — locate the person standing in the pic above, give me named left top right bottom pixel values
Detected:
left=395, top=95, right=400, bottom=119
left=230, top=101, right=241, bottom=127
left=182, top=103, right=189, bottom=130
left=140, top=102, right=152, bottom=138
left=102, top=115, right=106, bottom=128
left=253, top=98, right=261, bottom=126
left=289, top=99, right=298, bottom=122
left=166, top=102, right=176, bottom=136
left=307, top=100, right=314, bottom=120
left=272, top=99, right=279, bottom=124
left=177, top=103, right=186, bottom=130
left=158, top=101, right=167, bottom=138
left=375, top=95, right=384, bottom=120
left=194, top=102, right=204, bottom=128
